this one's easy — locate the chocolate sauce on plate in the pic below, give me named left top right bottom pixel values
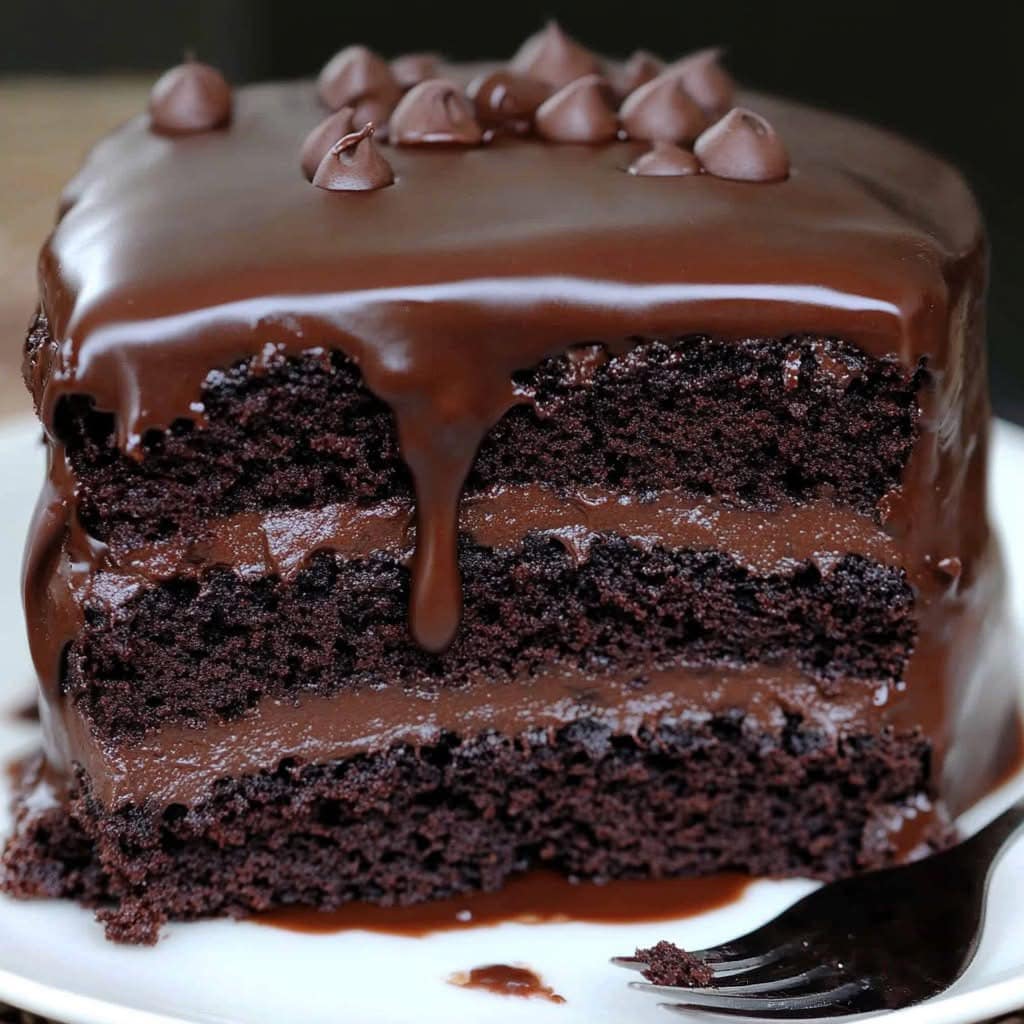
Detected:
left=255, top=870, right=748, bottom=936
left=449, top=964, right=565, bottom=1003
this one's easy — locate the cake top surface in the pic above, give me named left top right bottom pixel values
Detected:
left=29, top=34, right=986, bottom=652
left=45, top=75, right=978, bottom=374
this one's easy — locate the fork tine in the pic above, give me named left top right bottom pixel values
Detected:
left=698, top=964, right=839, bottom=995
left=610, top=956, right=645, bottom=972
left=658, top=997, right=882, bottom=1022
left=616, top=942, right=798, bottom=983
left=640, top=978, right=875, bottom=1015
left=630, top=970, right=856, bottom=1003
left=705, top=942, right=798, bottom=977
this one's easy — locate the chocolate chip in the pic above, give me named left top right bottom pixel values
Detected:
left=390, top=79, right=483, bottom=146
left=509, top=21, right=601, bottom=89
left=694, top=107, right=790, bottom=182
left=300, top=107, right=355, bottom=180
left=391, top=53, right=442, bottom=90
left=620, top=72, right=708, bottom=144
left=609, top=50, right=665, bottom=100
left=467, top=70, right=552, bottom=129
left=312, top=123, right=395, bottom=191
left=535, top=74, right=619, bottom=144
left=317, top=45, right=402, bottom=123
left=665, top=47, right=735, bottom=117
left=628, top=142, right=702, bottom=177
left=149, top=60, right=232, bottom=135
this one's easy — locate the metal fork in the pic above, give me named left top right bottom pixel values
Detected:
left=615, top=797, right=1024, bottom=1018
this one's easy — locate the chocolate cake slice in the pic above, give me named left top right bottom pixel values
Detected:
left=3, top=28, right=1021, bottom=943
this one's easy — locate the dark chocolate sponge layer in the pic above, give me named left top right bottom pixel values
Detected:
left=69, top=538, right=915, bottom=742
left=31, top=313, right=923, bottom=554
left=3, top=714, right=936, bottom=944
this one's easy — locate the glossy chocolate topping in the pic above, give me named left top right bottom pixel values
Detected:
left=390, top=79, right=483, bottom=146
left=148, top=60, right=232, bottom=135
left=695, top=107, right=790, bottom=182
left=534, top=74, right=619, bottom=144
left=620, top=72, right=709, bottom=144
left=299, top=107, right=355, bottom=179
left=628, top=142, right=702, bottom=176
left=509, top=21, right=601, bottom=89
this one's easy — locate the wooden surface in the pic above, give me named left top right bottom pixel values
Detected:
left=0, top=76, right=149, bottom=421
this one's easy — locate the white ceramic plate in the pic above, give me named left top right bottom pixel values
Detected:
left=0, top=415, right=1021, bottom=1024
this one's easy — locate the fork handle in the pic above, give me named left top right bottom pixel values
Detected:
left=964, top=795, right=1024, bottom=864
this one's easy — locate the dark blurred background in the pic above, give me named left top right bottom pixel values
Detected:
left=2, top=0, right=1022, bottom=418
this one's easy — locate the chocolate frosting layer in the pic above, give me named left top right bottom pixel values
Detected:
left=58, top=662, right=912, bottom=808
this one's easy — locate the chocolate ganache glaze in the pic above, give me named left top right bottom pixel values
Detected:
left=22, top=38, right=1020, bottom=817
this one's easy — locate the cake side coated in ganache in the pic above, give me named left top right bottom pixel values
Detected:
left=5, top=28, right=1021, bottom=942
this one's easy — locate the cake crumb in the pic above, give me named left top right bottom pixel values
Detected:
left=636, top=941, right=714, bottom=988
